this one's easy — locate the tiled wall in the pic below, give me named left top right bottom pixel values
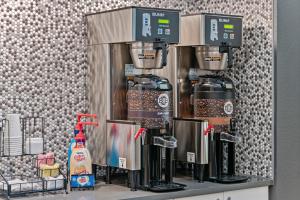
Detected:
left=0, top=0, right=272, bottom=178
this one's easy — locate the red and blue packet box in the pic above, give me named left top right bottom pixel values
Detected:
left=70, top=174, right=95, bottom=188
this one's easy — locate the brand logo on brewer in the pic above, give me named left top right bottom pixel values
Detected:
left=152, top=12, right=165, bottom=17
left=224, top=101, right=234, bottom=115
left=219, top=18, right=230, bottom=23
left=157, top=94, right=169, bottom=108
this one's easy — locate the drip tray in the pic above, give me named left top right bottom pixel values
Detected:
left=210, top=175, right=249, bottom=184
left=148, top=181, right=185, bottom=192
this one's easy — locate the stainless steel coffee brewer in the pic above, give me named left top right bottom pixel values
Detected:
left=173, top=13, right=248, bottom=183
left=86, top=7, right=184, bottom=191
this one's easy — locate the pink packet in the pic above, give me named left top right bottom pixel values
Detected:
left=36, top=154, right=46, bottom=168
left=46, top=152, right=55, bottom=165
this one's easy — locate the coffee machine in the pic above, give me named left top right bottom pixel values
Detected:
left=173, top=13, right=248, bottom=183
left=86, top=7, right=184, bottom=191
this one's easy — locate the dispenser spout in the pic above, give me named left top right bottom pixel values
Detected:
left=153, top=38, right=168, bottom=67
left=219, top=42, right=233, bottom=67
left=74, top=121, right=99, bottom=148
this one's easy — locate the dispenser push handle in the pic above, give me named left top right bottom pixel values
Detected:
left=134, top=128, right=146, bottom=140
left=153, top=136, right=177, bottom=149
left=76, top=113, right=97, bottom=122
left=77, top=121, right=99, bottom=127
left=204, top=125, right=214, bottom=136
left=220, top=132, right=241, bottom=143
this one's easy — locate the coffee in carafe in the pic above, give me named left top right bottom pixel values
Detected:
left=127, top=74, right=173, bottom=129
left=193, top=75, right=235, bottom=132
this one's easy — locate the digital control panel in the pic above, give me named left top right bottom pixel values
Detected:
left=134, top=8, right=180, bottom=43
left=204, top=14, right=242, bottom=47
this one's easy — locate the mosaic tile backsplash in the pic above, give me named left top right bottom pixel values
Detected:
left=0, top=0, right=272, bottom=178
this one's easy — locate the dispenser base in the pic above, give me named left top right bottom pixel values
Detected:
left=210, top=175, right=249, bottom=184
left=146, top=181, right=186, bottom=192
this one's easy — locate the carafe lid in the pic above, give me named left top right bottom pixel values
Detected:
left=196, top=75, right=234, bottom=92
left=130, top=74, right=172, bottom=91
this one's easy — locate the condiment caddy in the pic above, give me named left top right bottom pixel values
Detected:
left=0, top=115, right=68, bottom=199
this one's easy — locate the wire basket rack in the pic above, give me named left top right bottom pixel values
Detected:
left=0, top=115, right=68, bottom=199
left=0, top=116, right=45, bottom=157
left=0, top=156, right=68, bottom=199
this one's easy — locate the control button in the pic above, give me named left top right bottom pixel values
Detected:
left=230, top=33, right=235, bottom=39
left=212, top=24, right=217, bottom=31
left=223, top=33, right=228, bottom=39
left=165, top=29, right=170, bottom=35
left=157, top=28, right=163, bottom=35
